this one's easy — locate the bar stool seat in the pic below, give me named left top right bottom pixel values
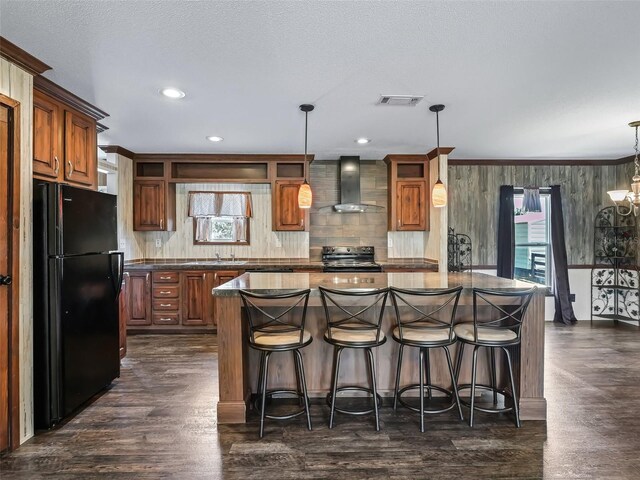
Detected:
left=453, top=323, right=518, bottom=343
left=324, top=324, right=382, bottom=344
left=254, top=328, right=312, bottom=347
left=239, top=289, right=313, bottom=438
left=393, top=322, right=452, bottom=343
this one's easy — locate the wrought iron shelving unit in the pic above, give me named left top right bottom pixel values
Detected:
left=591, top=206, right=640, bottom=325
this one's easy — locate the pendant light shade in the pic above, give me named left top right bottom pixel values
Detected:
left=298, top=180, right=312, bottom=209
left=429, top=104, right=447, bottom=208
left=298, top=104, right=314, bottom=209
left=432, top=179, right=447, bottom=208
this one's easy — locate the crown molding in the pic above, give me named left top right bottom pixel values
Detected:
left=99, top=145, right=135, bottom=159
left=0, top=36, right=51, bottom=76
left=448, top=157, right=632, bottom=166
left=33, top=75, right=109, bottom=121
left=426, top=147, right=455, bottom=160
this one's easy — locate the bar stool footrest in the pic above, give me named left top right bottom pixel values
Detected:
left=326, top=386, right=382, bottom=416
left=457, top=383, right=515, bottom=414
left=254, top=389, right=309, bottom=420
left=397, top=384, right=457, bottom=414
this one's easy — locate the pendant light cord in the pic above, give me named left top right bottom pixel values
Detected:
left=435, top=110, right=441, bottom=180
left=634, top=125, right=639, bottom=177
left=304, top=110, right=309, bottom=182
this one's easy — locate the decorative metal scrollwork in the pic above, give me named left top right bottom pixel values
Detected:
left=591, top=206, right=639, bottom=323
left=448, top=227, right=472, bottom=272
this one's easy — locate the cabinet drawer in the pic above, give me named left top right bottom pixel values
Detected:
left=153, top=299, right=180, bottom=311
left=153, top=285, right=179, bottom=298
left=153, top=313, right=180, bottom=325
left=153, top=271, right=179, bottom=283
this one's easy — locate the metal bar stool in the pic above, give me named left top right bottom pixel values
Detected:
left=239, top=289, right=313, bottom=438
left=453, top=287, right=536, bottom=428
left=318, top=286, right=389, bottom=431
left=389, top=286, right=464, bottom=432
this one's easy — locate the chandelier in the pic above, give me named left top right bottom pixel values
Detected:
left=607, top=121, right=640, bottom=216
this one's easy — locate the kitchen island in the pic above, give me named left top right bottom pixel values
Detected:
left=212, top=272, right=546, bottom=424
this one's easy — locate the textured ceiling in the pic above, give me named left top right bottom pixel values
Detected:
left=1, top=0, right=639, bottom=160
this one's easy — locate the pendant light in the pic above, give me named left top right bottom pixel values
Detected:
left=607, top=121, right=640, bottom=216
left=429, top=104, right=447, bottom=208
left=298, top=104, right=314, bottom=209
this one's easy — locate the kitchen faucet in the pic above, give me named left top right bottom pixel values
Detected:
left=215, top=252, right=221, bottom=262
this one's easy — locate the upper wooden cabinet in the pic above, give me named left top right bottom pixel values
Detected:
left=64, top=110, right=97, bottom=186
left=273, top=180, right=305, bottom=231
left=396, top=180, right=427, bottom=230
left=32, top=81, right=105, bottom=190
left=33, top=90, right=61, bottom=179
left=133, top=179, right=176, bottom=231
left=385, top=155, right=430, bottom=232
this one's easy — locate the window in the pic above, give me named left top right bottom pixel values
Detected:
left=188, top=191, right=252, bottom=245
left=513, top=191, right=552, bottom=287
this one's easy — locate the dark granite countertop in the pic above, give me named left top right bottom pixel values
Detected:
left=212, top=272, right=538, bottom=296
left=124, top=258, right=439, bottom=271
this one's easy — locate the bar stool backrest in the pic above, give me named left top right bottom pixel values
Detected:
left=318, top=286, right=389, bottom=345
left=389, top=286, right=463, bottom=343
left=239, top=289, right=311, bottom=346
left=472, top=287, right=537, bottom=344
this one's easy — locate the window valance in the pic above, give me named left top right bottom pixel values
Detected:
left=188, top=192, right=252, bottom=218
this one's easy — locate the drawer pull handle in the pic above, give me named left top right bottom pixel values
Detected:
left=160, top=291, right=171, bottom=294
left=160, top=318, right=171, bottom=321
left=160, top=276, right=171, bottom=280
left=160, top=303, right=172, bottom=307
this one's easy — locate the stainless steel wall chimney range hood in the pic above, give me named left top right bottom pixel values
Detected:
left=333, top=156, right=384, bottom=213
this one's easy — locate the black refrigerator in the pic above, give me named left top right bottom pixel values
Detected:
left=33, top=179, right=123, bottom=429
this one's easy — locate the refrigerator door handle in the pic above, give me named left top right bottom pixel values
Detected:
left=110, top=252, right=125, bottom=298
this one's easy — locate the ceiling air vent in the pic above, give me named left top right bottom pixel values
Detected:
left=377, top=94, right=424, bottom=106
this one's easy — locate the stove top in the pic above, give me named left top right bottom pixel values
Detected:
left=322, top=246, right=382, bottom=272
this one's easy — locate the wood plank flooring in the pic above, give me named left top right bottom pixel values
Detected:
left=1, top=321, right=640, bottom=479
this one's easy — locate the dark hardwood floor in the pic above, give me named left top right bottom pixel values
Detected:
left=1, top=321, right=639, bottom=479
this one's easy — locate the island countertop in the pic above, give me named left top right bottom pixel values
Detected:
left=212, top=271, right=536, bottom=296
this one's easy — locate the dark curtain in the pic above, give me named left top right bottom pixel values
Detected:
left=497, top=185, right=515, bottom=279
left=550, top=185, right=577, bottom=325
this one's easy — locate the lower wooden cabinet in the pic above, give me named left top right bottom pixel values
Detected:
left=123, top=268, right=240, bottom=332
left=182, top=272, right=214, bottom=326
left=124, top=271, right=152, bottom=326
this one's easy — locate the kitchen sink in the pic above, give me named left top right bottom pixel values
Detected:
left=181, top=260, right=248, bottom=266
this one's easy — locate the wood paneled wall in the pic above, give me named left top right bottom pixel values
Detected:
left=0, top=57, right=33, bottom=443
left=448, top=163, right=624, bottom=266
left=113, top=153, right=144, bottom=261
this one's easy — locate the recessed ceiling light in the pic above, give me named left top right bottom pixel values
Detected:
left=160, top=87, right=185, bottom=99
left=206, top=136, right=224, bottom=142
left=356, top=138, right=371, bottom=144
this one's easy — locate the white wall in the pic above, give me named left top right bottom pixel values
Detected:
left=0, top=57, right=34, bottom=443
left=475, top=268, right=592, bottom=321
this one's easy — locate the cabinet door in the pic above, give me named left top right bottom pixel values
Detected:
left=64, top=110, right=97, bottom=187
left=133, top=180, right=166, bottom=231
left=126, top=272, right=152, bottom=326
left=212, top=270, right=240, bottom=327
left=396, top=180, right=427, bottom=231
left=118, top=273, right=128, bottom=358
left=182, top=272, right=213, bottom=326
left=273, top=180, right=305, bottom=231
left=33, top=91, right=62, bottom=179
